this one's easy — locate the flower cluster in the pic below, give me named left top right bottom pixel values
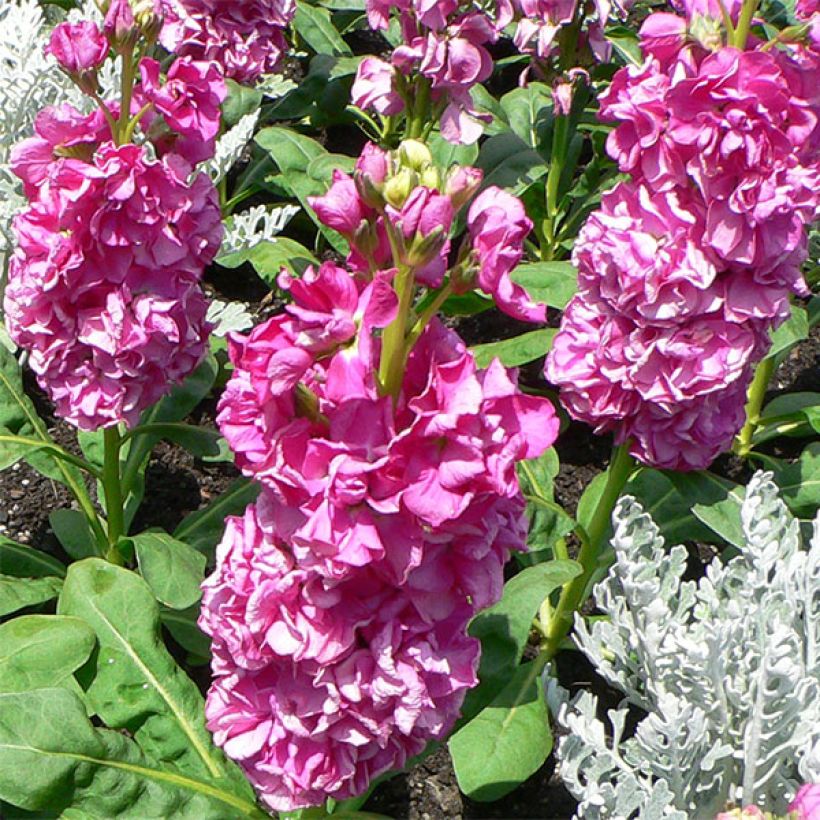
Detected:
left=308, top=139, right=545, bottom=321
left=352, top=0, right=511, bottom=143
left=546, top=4, right=819, bottom=470
left=5, top=12, right=224, bottom=429
left=200, top=142, right=558, bottom=809
left=161, top=0, right=295, bottom=85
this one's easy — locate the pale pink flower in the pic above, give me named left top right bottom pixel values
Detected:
left=351, top=57, right=405, bottom=116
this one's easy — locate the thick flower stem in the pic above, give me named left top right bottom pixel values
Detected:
left=378, top=265, right=416, bottom=399
left=542, top=443, right=635, bottom=659
left=406, top=78, right=431, bottom=140
left=541, top=112, right=570, bottom=260
left=103, top=426, right=126, bottom=565
left=117, top=47, right=136, bottom=145
left=736, top=354, right=775, bottom=456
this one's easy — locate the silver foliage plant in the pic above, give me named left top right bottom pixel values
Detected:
left=548, top=472, right=820, bottom=819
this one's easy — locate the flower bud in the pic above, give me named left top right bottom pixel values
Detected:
left=45, top=22, right=109, bottom=96
left=354, top=143, right=389, bottom=208
left=132, top=0, right=163, bottom=43
left=419, top=166, right=441, bottom=190
left=397, top=139, right=433, bottom=173
left=444, top=166, right=483, bottom=211
left=104, top=0, right=139, bottom=51
left=383, top=168, right=418, bottom=209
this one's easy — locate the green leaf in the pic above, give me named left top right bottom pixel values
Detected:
left=173, top=479, right=261, bottom=557
left=0, top=615, right=95, bottom=694
left=511, top=261, right=578, bottom=310
left=605, top=25, right=643, bottom=65
left=440, top=291, right=494, bottom=317
left=625, top=468, right=743, bottom=546
left=468, top=560, right=581, bottom=702
left=255, top=126, right=348, bottom=253
left=769, top=442, right=820, bottom=518
left=218, top=236, right=319, bottom=282
left=50, top=509, right=101, bottom=560
left=132, top=532, right=207, bottom=610
left=129, top=424, right=223, bottom=459
left=449, top=662, right=552, bottom=801
left=755, top=392, right=820, bottom=443
left=768, top=304, right=809, bottom=359
left=0, top=688, right=265, bottom=817
left=222, top=79, right=263, bottom=128
left=294, top=1, right=352, bottom=55
left=498, top=83, right=553, bottom=151
left=474, top=133, right=548, bottom=197
left=0, top=537, right=65, bottom=579
left=0, top=575, right=62, bottom=618
left=427, top=132, right=479, bottom=170
left=575, top=470, right=609, bottom=536
left=160, top=605, right=211, bottom=661
left=57, top=560, right=247, bottom=790
left=471, top=329, right=557, bottom=368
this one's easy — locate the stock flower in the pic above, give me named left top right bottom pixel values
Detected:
left=351, top=57, right=404, bottom=116
left=467, top=186, right=546, bottom=322
left=544, top=296, right=766, bottom=470
left=10, top=104, right=113, bottom=198
left=45, top=21, right=109, bottom=76
left=161, top=0, right=295, bottom=84
left=5, top=141, right=222, bottom=429
left=308, top=171, right=373, bottom=237
left=138, top=56, right=227, bottom=163
left=201, top=500, right=483, bottom=811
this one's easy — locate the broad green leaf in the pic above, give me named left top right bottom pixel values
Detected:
left=467, top=560, right=581, bottom=713
left=575, top=470, right=609, bottom=536
left=511, top=262, right=578, bottom=310
left=0, top=537, right=65, bottom=578
left=474, top=133, right=548, bottom=197
left=605, top=25, right=643, bottom=65
left=160, top=604, right=211, bottom=661
left=427, top=132, right=479, bottom=170
left=222, top=79, right=263, bottom=128
left=692, top=494, right=745, bottom=548
left=0, top=574, right=62, bottom=618
left=57, top=560, right=247, bottom=791
left=121, top=356, right=218, bottom=527
left=0, top=688, right=265, bottom=818
left=449, top=662, right=552, bottom=801
left=132, top=532, right=207, bottom=610
left=770, top=442, right=820, bottom=518
left=625, top=468, right=742, bottom=546
left=440, top=291, right=494, bottom=317
left=294, top=1, right=352, bottom=55
left=755, top=392, right=820, bottom=443
left=0, top=615, right=95, bottom=694
left=471, top=329, right=556, bottom=368
left=255, top=126, right=348, bottom=253
left=498, top=83, right=553, bottom=151
left=218, top=236, right=319, bottom=282
left=50, top=509, right=101, bottom=560
left=768, top=305, right=809, bottom=359
left=306, top=152, right=356, bottom=183
left=173, top=479, right=260, bottom=557
left=129, top=424, right=223, bottom=459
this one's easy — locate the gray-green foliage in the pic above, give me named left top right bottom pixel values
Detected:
left=548, top=472, right=820, bottom=818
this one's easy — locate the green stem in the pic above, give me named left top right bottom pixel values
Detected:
left=91, top=92, right=119, bottom=142
left=735, top=355, right=775, bottom=457
left=406, top=78, right=431, bottom=140
left=122, top=102, right=153, bottom=144
left=377, top=265, right=415, bottom=399
left=732, top=0, right=759, bottom=47
left=405, top=282, right=454, bottom=350
left=117, top=47, right=136, bottom=145
left=543, top=443, right=635, bottom=659
left=541, top=112, right=570, bottom=261
left=103, top=427, right=126, bottom=564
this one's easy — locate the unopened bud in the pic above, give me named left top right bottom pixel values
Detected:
left=419, top=166, right=440, bottom=190
left=104, top=0, right=139, bottom=51
left=132, top=0, right=163, bottom=42
left=444, top=166, right=483, bottom=211
left=407, top=225, right=447, bottom=268
left=397, top=139, right=433, bottom=173
left=383, top=168, right=417, bottom=209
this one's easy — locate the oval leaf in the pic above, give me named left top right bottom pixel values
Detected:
left=132, top=532, right=207, bottom=609
left=472, top=329, right=557, bottom=368
left=0, top=574, right=62, bottom=618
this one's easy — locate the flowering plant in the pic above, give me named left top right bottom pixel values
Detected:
left=0, top=0, right=816, bottom=817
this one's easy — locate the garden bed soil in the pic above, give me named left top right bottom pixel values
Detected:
left=0, top=322, right=817, bottom=820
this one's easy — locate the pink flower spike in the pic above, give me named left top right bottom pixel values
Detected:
left=351, top=57, right=405, bottom=116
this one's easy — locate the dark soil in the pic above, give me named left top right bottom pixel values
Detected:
left=0, top=320, right=817, bottom=820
